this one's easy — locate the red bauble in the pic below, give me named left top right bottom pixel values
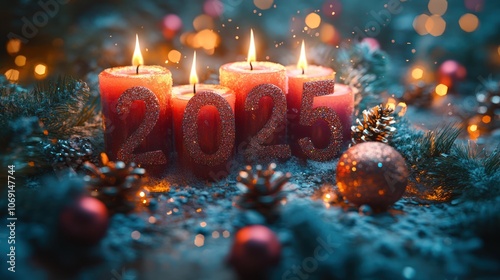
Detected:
left=59, top=196, right=109, bottom=245
left=228, top=225, right=281, bottom=277
left=336, top=142, right=408, bottom=210
left=438, top=60, right=467, bottom=88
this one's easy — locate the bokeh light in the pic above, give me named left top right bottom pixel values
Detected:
left=361, top=37, right=380, bottom=51
left=34, top=64, right=47, bottom=78
left=193, top=14, right=215, bottom=31
left=167, top=50, right=182, bottom=63
left=320, top=23, right=340, bottom=45
left=305, top=12, right=321, bottom=29
left=194, top=234, right=205, bottom=247
left=131, top=231, right=141, bottom=240
left=425, top=15, right=446, bottom=36
left=253, top=0, right=273, bottom=10
left=163, top=14, right=182, bottom=39
left=181, top=32, right=196, bottom=46
left=4, top=69, right=20, bottom=82
left=163, top=14, right=182, bottom=31
left=435, top=83, right=448, bottom=96
left=459, top=13, right=479, bottom=32
left=413, top=14, right=429, bottom=35
left=6, top=39, right=21, bottom=54
left=15, top=55, right=26, bottom=67
left=193, top=29, right=220, bottom=51
left=203, top=0, right=224, bottom=17
left=428, top=0, right=447, bottom=15
left=468, top=123, right=480, bottom=139
left=411, top=67, right=424, bottom=80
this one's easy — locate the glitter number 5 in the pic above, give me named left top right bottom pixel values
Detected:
left=183, top=91, right=235, bottom=166
left=116, top=86, right=167, bottom=165
left=298, top=80, right=343, bottom=161
left=245, top=84, right=291, bottom=161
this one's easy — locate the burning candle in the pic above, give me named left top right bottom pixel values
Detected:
left=171, top=52, right=236, bottom=180
left=219, top=29, right=290, bottom=162
left=286, top=40, right=353, bottom=161
left=98, top=35, right=172, bottom=175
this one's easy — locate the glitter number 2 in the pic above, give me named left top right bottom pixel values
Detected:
left=183, top=91, right=235, bottom=166
left=298, top=80, right=343, bottom=161
left=245, top=84, right=291, bottom=161
left=116, top=86, right=167, bottom=165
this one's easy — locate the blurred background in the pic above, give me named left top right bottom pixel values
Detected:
left=1, top=0, right=499, bottom=85
left=2, top=0, right=500, bottom=140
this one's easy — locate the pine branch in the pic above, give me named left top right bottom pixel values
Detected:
left=0, top=76, right=98, bottom=139
left=391, top=120, right=500, bottom=200
left=334, top=42, right=389, bottom=108
left=484, top=148, right=500, bottom=176
left=421, top=124, right=462, bottom=158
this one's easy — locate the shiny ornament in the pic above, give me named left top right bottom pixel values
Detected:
left=336, top=142, right=408, bottom=210
left=228, top=225, right=281, bottom=278
left=59, top=196, right=109, bottom=245
left=438, top=60, right=467, bottom=88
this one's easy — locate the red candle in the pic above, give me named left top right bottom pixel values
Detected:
left=219, top=30, right=290, bottom=162
left=171, top=52, right=236, bottom=180
left=286, top=41, right=353, bottom=161
left=98, top=35, right=172, bottom=174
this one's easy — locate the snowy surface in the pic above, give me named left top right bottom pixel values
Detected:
left=2, top=153, right=499, bottom=280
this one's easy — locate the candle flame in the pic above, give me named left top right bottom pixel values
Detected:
left=190, top=51, right=199, bottom=86
left=247, top=29, right=256, bottom=64
left=297, top=40, right=308, bottom=74
left=132, top=34, right=144, bottom=66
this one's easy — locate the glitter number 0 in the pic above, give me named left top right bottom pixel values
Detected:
left=116, top=86, right=167, bottom=165
left=245, top=84, right=291, bottom=161
left=298, top=80, right=343, bottom=161
left=183, top=91, right=235, bottom=166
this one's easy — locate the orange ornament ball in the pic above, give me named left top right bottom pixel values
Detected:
left=336, top=142, right=409, bottom=210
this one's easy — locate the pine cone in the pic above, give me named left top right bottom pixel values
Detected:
left=84, top=154, right=147, bottom=213
left=43, top=136, right=95, bottom=171
left=351, top=104, right=396, bottom=145
left=236, top=163, right=291, bottom=218
left=402, top=82, right=434, bottom=108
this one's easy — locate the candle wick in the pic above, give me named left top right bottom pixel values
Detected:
left=301, top=67, right=305, bottom=75
left=250, top=61, right=253, bottom=71
left=136, top=65, right=140, bottom=75
left=193, top=83, right=196, bottom=94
